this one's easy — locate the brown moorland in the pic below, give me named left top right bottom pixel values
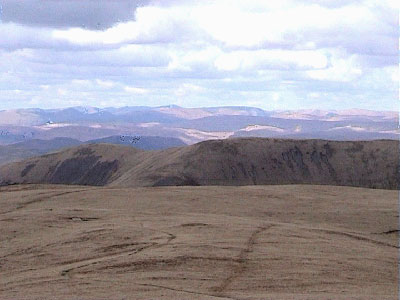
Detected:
left=0, top=184, right=398, bottom=300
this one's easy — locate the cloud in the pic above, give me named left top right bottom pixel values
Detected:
left=14, top=45, right=170, bottom=68
left=0, top=0, right=150, bottom=29
left=0, top=23, right=121, bottom=51
left=96, top=79, right=116, bottom=89
left=175, top=83, right=204, bottom=97
left=50, top=1, right=397, bottom=56
left=306, top=53, right=363, bottom=82
left=0, top=0, right=397, bottom=111
left=214, top=49, right=328, bottom=71
left=52, top=5, right=200, bottom=46
left=124, top=86, right=149, bottom=94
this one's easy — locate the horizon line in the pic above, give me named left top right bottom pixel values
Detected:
left=0, top=105, right=398, bottom=113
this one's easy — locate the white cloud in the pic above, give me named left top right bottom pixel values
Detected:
left=306, top=56, right=363, bottom=82
left=175, top=83, right=204, bottom=97
left=0, top=0, right=397, bottom=110
left=387, top=66, right=399, bottom=83
left=57, top=88, right=68, bottom=96
left=71, top=79, right=91, bottom=86
left=124, top=86, right=149, bottom=94
left=52, top=5, right=196, bottom=46
left=96, top=79, right=116, bottom=88
left=308, top=92, right=321, bottom=99
left=214, top=49, right=328, bottom=71
left=50, top=1, right=389, bottom=54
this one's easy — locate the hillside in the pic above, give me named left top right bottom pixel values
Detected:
left=0, top=138, right=398, bottom=189
left=0, top=137, right=82, bottom=166
left=0, top=136, right=186, bottom=166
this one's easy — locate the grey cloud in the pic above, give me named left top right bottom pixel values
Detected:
left=0, top=0, right=150, bottom=29
left=312, top=31, right=398, bottom=57
left=301, top=0, right=365, bottom=8
left=21, top=47, right=171, bottom=68
left=0, top=23, right=124, bottom=51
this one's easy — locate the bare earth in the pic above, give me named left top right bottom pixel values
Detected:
left=0, top=184, right=398, bottom=300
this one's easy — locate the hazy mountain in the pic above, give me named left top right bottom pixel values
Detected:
left=0, top=137, right=81, bottom=166
left=1, top=138, right=398, bottom=189
left=0, top=135, right=186, bottom=166
left=271, top=109, right=397, bottom=121
left=0, top=109, right=45, bottom=126
left=85, top=135, right=186, bottom=150
left=151, top=105, right=269, bottom=119
left=0, top=106, right=397, bottom=144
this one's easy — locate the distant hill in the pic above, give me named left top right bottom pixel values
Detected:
left=0, top=137, right=82, bottom=166
left=0, top=136, right=186, bottom=166
left=0, top=138, right=398, bottom=189
left=85, top=135, right=186, bottom=150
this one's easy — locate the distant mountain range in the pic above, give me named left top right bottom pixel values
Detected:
left=1, top=138, right=398, bottom=189
left=0, top=105, right=397, bottom=149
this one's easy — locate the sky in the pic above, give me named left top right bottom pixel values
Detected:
left=0, top=0, right=398, bottom=111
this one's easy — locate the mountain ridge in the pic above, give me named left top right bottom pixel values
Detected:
left=1, top=138, right=398, bottom=190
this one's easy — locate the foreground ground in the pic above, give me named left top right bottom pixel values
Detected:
left=0, top=184, right=398, bottom=300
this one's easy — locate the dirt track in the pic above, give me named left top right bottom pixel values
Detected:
left=0, top=184, right=398, bottom=299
